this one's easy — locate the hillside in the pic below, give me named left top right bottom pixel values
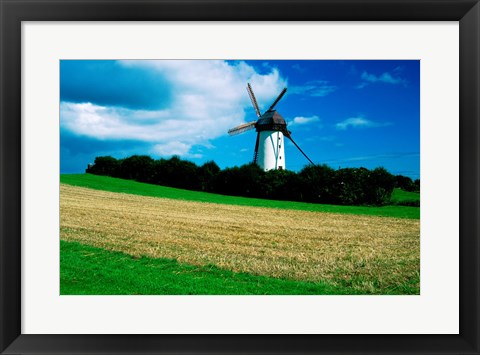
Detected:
left=61, top=174, right=419, bottom=219
left=60, top=184, right=420, bottom=295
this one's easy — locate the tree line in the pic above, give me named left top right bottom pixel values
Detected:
left=86, top=155, right=419, bottom=206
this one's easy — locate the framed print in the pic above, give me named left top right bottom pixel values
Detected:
left=1, top=0, right=479, bottom=354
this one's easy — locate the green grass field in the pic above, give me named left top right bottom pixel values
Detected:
left=60, top=174, right=420, bottom=295
left=61, top=240, right=419, bottom=295
left=61, top=174, right=419, bottom=219
left=391, top=188, right=420, bottom=203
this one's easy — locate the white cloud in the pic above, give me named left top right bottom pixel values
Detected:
left=61, top=60, right=287, bottom=157
left=357, top=71, right=406, bottom=88
left=289, top=115, right=320, bottom=126
left=289, top=80, right=337, bottom=97
left=152, top=142, right=203, bottom=158
left=61, top=102, right=175, bottom=141
left=152, top=141, right=189, bottom=156
left=336, top=117, right=391, bottom=130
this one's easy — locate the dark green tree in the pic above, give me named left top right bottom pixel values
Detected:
left=214, top=163, right=264, bottom=197
left=332, top=167, right=370, bottom=205
left=414, top=179, right=420, bottom=192
left=395, top=174, right=415, bottom=191
left=198, top=161, right=220, bottom=192
left=87, top=154, right=402, bottom=207
left=262, top=169, right=299, bottom=201
left=366, top=167, right=396, bottom=205
left=118, top=155, right=154, bottom=182
left=298, top=164, right=335, bottom=203
left=86, top=156, right=120, bottom=176
left=156, top=156, right=200, bottom=190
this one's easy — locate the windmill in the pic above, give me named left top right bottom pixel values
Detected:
left=228, top=83, right=315, bottom=171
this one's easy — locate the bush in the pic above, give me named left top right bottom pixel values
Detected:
left=395, top=174, right=420, bottom=192
left=214, top=163, right=264, bottom=197
left=86, top=156, right=400, bottom=206
left=86, top=156, right=120, bottom=176
left=198, top=161, right=220, bottom=192
left=152, top=156, right=200, bottom=190
left=117, top=155, right=154, bottom=183
left=366, top=167, right=396, bottom=206
left=298, top=164, right=336, bottom=203
left=262, top=169, right=300, bottom=201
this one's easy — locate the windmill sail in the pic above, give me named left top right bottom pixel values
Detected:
left=284, top=133, right=315, bottom=166
left=227, top=121, right=256, bottom=136
left=267, top=87, right=287, bottom=111
left=228, top=83, right=315, bottom=170
left=247, top=83, right=262, bottom=117
left=253, top=132, right=260, bottom=164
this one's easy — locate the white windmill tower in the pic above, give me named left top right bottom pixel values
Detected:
left=228, top=83, right=315, bottom=171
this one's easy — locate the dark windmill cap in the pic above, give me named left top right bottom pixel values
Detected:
left=256, top=110, right=288, bottom=132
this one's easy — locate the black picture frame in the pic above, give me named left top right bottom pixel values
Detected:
left=1, top=0, right=479, bottom=354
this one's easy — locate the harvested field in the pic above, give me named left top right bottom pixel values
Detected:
left=60, top=184, right=420, bottom=293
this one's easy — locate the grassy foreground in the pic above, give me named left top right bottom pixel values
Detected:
left=61, top=184, right=420, bottom=294
left=391, top=188, right=420, bottom=203
left=61, top=174, right=419, bottom=219
left=61, top=240, right=369, bottom=295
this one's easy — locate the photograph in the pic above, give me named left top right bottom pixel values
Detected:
left=2, top=0, right=479, bottom=352
left=60, top=59, right=420, bottom=295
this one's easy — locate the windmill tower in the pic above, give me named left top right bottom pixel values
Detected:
left=228, top=83, right=315, bottom=171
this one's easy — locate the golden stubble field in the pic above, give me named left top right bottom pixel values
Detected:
left=60, top=184, right=420, bottom=292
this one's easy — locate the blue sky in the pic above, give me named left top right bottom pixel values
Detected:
left=60, top=60, right=420, bottom=179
